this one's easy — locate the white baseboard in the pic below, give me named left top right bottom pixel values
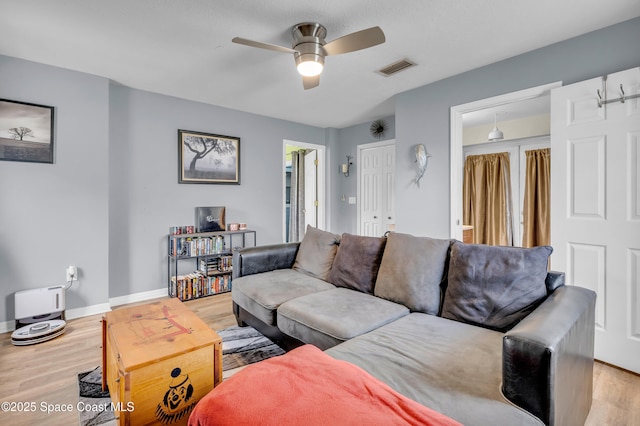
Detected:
left=1, top=288, right=168, bottom=334
left=109, top=288, right=167, bottom=307
left=66, top=303, right=112, bottom=320
left=0, top=320, right=14, bottom=334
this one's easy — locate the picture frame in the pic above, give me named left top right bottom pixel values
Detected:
left=0, top=98, right=55, bottom=164
left=178, top=129, right=240, bottom=184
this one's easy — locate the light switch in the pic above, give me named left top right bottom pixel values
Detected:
left=348, top=197, right=356, bottom=204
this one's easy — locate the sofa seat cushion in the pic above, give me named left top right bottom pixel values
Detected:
left=326, top=313, right=544, bottom=426
left=232, top=269, right=335, bottom=326
left=277, top=288, right=409, bottom=350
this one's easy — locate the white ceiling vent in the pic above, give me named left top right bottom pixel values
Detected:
left=377, top=59, right=416, bottom=76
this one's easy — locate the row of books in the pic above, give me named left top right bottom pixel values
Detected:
left=171, top=273, right=232, bottom=300
left=169, top=235, right=227, bottom=257
left=199, top=256, right=232, bottom=275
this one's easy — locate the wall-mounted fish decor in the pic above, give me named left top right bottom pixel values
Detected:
left=413, top=144, right=431, bottom=187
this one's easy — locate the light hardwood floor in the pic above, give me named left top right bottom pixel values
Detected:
left=0, top=292, right=638, bottom=425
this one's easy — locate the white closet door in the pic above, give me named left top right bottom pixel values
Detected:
left=359, top=142, right=395, bottom=237
left=551, top=67, right=640, bottom=373
left=380, top=145, right=396, bottom=233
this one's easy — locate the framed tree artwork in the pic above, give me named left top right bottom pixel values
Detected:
left=0, top=98, right=55, bottom=164
left=178, top=130, right=240, bottom=184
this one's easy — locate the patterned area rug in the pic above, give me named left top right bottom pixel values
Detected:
left=77, top=325, right=284, bottom=426
left=218, top=325, right=285, bottom=371
left=77, top=367, right=117, bottom=426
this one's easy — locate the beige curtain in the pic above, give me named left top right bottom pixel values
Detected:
left=463, top=152, right=513, bottom=246
left=522, top=148, right=551, bottom=247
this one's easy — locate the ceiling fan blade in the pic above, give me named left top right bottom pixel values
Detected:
left=232, top=37, right=296, bottom=54
left=323, top=26, right=385, bottom=56
left=303, top=75, right=320, bottom=90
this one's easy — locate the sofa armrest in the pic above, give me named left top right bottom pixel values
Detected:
left=232, top=242, right=300, bottom=278
left=545, top=271, right=565, bottom=293
left=502, top=285, right=596, bottom=426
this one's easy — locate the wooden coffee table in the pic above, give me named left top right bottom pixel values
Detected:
left=102, top=298, right=222, bottom=425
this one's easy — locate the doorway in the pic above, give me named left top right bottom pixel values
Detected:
left=283, top=140, right=326, bottom=242
left=450, top=82, right=561, bottom=241
left=463, top=137, right=550, bottom=246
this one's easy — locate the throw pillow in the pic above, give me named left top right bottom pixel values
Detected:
left=292, top=225, right=341, bottom=281
left=328, top=233, right=387, bottom=294
left=374, top=232, right=452, bottom=315
left=441, top=241, right=552, bottom=331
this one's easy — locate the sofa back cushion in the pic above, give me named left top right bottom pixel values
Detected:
left=328, top=233, right=386, bottom=294
left=441, top=241, right=552, bottom=331
left=374, top=232, right=452, bottom=315
left=292, top=225, right=341, bottom=281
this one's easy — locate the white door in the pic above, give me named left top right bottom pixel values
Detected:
left=550, top=67, right=640, bottom=373
left=304, top=149, right=318, bottom=228
left=359, top=141, right=395, bottom=237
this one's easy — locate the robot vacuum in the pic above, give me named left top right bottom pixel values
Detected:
left=11, top=320, right=66, bottom=346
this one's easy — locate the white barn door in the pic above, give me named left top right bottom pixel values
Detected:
left=550, top=67, right=640, bottom=373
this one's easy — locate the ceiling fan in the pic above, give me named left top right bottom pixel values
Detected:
left=232, top=22, right=385, bottom=90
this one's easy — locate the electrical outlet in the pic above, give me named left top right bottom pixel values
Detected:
left=66, top=266, right=77, bottom=282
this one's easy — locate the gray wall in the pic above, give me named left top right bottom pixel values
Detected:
left=394, top=17, right=640, bottom=238
left=0, top=55, right=326, bottom=323
left=0, top=56, right=110, bottom=322
left=108, top=86, right=326, bottom=298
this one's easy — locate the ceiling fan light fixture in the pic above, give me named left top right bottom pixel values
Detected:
left=233, top=22, right=385, bottom=89
left=295, top=54, right=324, bottom=77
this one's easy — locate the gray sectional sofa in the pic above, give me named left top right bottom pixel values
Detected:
left=231, top=227, right=596, bottom=426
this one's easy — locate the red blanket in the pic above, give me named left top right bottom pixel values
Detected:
left=189, top=344, right=461, bottom=426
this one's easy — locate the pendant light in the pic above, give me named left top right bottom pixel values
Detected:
left=488, top=112, right=504, bottom=141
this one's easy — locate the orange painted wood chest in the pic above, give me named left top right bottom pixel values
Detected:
left=102, top=298, right=222, bottom=425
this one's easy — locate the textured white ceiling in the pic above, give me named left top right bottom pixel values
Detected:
left=1, top=0, right=638, bottom=128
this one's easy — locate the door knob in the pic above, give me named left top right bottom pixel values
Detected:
left=373, top=216, right=378, bottom=219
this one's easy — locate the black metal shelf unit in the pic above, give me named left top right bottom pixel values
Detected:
left=167, top=229, right=256, bottom=300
